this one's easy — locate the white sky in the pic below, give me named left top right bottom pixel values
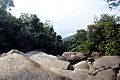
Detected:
left=10, top=0, right=118, bottom=38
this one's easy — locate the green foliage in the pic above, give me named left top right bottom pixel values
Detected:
left=63, top=35, right=75, bottom=42
left=0, top=9, right=65, bottom=55
left=63, top=29, right=88, bottom=53
left=87, top=14, right=120, bottom=55
left=64, top=14, right=120, bottom=56
left=0, top=0, right=14, bottom=10
left=74, top=29, right=87, bottom=44
left=104, top=0, right=120, bottom=9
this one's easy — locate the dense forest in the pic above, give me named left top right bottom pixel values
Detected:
left=64, top=14, right=120, bottom=56
left=0, top=0, right=120, bottom=56
left=63, top=0, right=120, bottom=56
left=0, top=0, right=65, bottom=55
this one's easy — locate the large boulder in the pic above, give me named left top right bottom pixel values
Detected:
left=0, top=53, right=72, bottom=80
left=62, top=52, right=76, bottom=61
left=95, top=69, right=117, bottom=80
left=62, top=52, right=86, bottom=64
left=73, top=61, right=96, bottom=75
left=91, top=51, right=101, bottom=61
left=1, top=49, right=24, bottom=57
left=93, top=56, right=120, bottom=69
left=73, top=61, right=89, bottom=70
left=29, top=53, right=70, bottom=70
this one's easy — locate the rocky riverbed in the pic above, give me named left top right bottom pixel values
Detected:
left=0, top=49, right=120, bottom=80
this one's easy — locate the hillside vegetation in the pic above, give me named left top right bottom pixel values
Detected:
left=0, top=9, right=65, bottom=55
left=64, top=14, right=120, bottom=56
left=0, top=0, right=120, bottom=56
left=63, top=35, right=75, bottom=42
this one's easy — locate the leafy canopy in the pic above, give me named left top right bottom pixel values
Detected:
left=0, top=0, right=14, bottom=10
left=104, top=0, right=120, bottom=9
left=64, top=14, right=120, bottom=56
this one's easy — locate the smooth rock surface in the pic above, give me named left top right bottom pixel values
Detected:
left=29, top=53, right=70, bottom=70
left=95, top=69, right=117, bottom=80
left=0, top=53, right=72, bottom=80
left=93, top=56, right=120, bottom=69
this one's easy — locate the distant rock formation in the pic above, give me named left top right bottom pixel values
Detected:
left=62, top=52, right=86, bottom=64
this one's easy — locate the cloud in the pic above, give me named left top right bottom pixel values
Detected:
left=10, top=0, right=118, bottom=38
